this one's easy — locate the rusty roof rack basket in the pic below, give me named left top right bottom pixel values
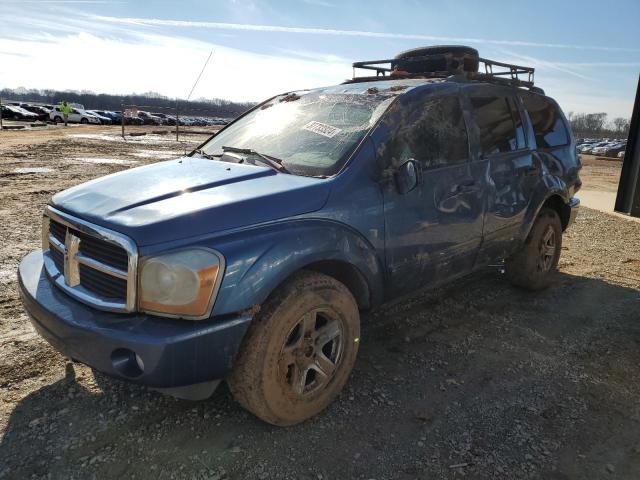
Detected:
left=347, top=46, right=535, bottom=89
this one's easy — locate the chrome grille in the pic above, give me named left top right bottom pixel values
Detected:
left=42, top=206, right=137, bottom=312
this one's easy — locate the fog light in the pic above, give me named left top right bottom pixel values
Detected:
left=134, top=353, right=145, bottom=371
left=111, top=348, right=144, bottom=378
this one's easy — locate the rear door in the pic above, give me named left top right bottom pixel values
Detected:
left=465, top=86, right=537, bottom=264
left=376, top=85, right=485, bottom=296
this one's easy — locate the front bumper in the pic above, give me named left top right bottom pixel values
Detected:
left=18, top=250, right=252, bottom=389
left=567, top=196, right=580, bottom=228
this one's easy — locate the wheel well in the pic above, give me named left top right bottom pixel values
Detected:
left=303, top=260, right=371, bottom=310
left=542, top=195, right=570, bottom=231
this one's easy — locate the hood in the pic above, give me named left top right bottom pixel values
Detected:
left=51, top=157, right=331, bottom=246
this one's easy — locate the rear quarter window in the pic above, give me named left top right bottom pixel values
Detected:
left=521, top=94, right=569, bottom=148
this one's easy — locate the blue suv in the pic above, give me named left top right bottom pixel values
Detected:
left=18, top=47, right=580, bottom=426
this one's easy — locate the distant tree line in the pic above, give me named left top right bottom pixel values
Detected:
left=0, top=87, right=256, bottom=118
left=566, top=112, right=631, bottom=139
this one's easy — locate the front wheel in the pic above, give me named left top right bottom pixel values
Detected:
left=505, top=208, right=562, bottom=290
left=228, top=271, right=360, bottom=426
left=80, top=118, right=88, bottom=124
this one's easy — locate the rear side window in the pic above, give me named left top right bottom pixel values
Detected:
left=383, top=95, right=469, bottom=169
left=521, top=94, right=568, bottom=148
left=470, top=96, right=519, bottom=155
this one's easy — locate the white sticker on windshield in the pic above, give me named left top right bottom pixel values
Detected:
left=302, top=121, right=342, bottom=138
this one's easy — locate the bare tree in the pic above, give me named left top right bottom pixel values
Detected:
left=0, top=87, right=256, bottom=118
left=611, top=117, right=631, bottom=137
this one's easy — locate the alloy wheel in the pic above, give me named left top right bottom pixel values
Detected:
left=538, top=225, right=556, bottom=272
left=278, top=309, right=344, bottom=397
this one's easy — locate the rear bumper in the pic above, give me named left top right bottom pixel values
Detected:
left=567, top=196, right=580, bottom=228
left=18, top=250, right=252, bottom=389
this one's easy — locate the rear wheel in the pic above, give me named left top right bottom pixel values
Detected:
left=228, top=271, right=360, bottom=426
left=80, top=118, right=88, bottom=124
left=505, top=208, right=562, bottom=290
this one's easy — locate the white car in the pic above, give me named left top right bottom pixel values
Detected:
left=49, top=106, right=101, bottom=125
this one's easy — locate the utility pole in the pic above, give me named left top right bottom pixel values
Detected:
left=0, top=97, right=3, bottom=131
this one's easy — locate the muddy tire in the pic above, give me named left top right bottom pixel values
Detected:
left=505, top=208, right=562, bottom=290
left=228, top=271, right=360, bottom=426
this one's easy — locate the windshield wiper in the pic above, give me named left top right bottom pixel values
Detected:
left=222, top=146, right=289, bottom=173
left=192, top=148, right=221, bottom=160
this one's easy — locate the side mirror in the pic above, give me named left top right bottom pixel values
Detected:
left=394, top=159, right=420, bottom=194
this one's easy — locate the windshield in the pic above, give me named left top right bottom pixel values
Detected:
left=199, top=89, right=397, bottom=177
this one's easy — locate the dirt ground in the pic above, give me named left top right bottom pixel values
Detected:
left=1, top=127, right=639, bottom=479
left=578, top=154, right=624, bottom=193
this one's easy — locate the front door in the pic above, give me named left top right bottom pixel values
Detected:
left=375, top=86, right=485, bottom=297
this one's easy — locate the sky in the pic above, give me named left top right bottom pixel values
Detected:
left=1, top=0, right=639, bottom=119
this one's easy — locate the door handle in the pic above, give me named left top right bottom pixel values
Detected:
left=456, top=179, right=476, bottom=193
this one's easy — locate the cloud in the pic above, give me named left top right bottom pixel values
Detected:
left=0, top=31, right=349, bottom=102
left=563, top=62, right=640, bottom=68
left=275, top=48, right=347, bottom=63
left=90, top=14, right=640, bottom=53
left=302, top=0, right=335, bottom=7
left=494, top=49, right=593, bottom=81
left=0, top=5, right=635, bottom=118
left=553, top=86, right=634, bottom=119
left=8, top=0, right=123, bottom=3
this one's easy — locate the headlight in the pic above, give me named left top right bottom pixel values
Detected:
left=138, top=248, right=224, bottom=320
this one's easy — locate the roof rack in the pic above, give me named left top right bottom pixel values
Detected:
left=347, top=56, right=535, bottom=89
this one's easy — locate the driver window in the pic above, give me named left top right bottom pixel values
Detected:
left=382, top=95, right=469, bottom=170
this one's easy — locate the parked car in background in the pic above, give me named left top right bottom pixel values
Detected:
left=50, top=106, right=101, bottom=124
left=19, top=45, right=581, bottom=427
left=90, top=110, right=121, bottom=124
left=592, top=142, right=626, bottom=157
left=112, top=111, right=143, bottom=125
left=137, top=111, right=165, bottom=125
left=152, top=113, right=177, bottom=125
left=579, top=142, right=608, bottom=154
left=87, top=110, right=113, bottom=125
left=20, top=105, right=51, bottom=122
left=1, top=105, right=40, bottom=121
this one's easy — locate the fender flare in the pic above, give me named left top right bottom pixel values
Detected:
left=520, top=176, right=570, bottom=240
left=210, top=219, right=384, bottom=317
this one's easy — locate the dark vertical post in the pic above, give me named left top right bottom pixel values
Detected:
left=175, top=99, right=179, bottom=142
left=0, top=97, right=3, bottom=131
left=614, top=74, right=640, bottom=217
left=121, top=103, right=125, bottom=139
